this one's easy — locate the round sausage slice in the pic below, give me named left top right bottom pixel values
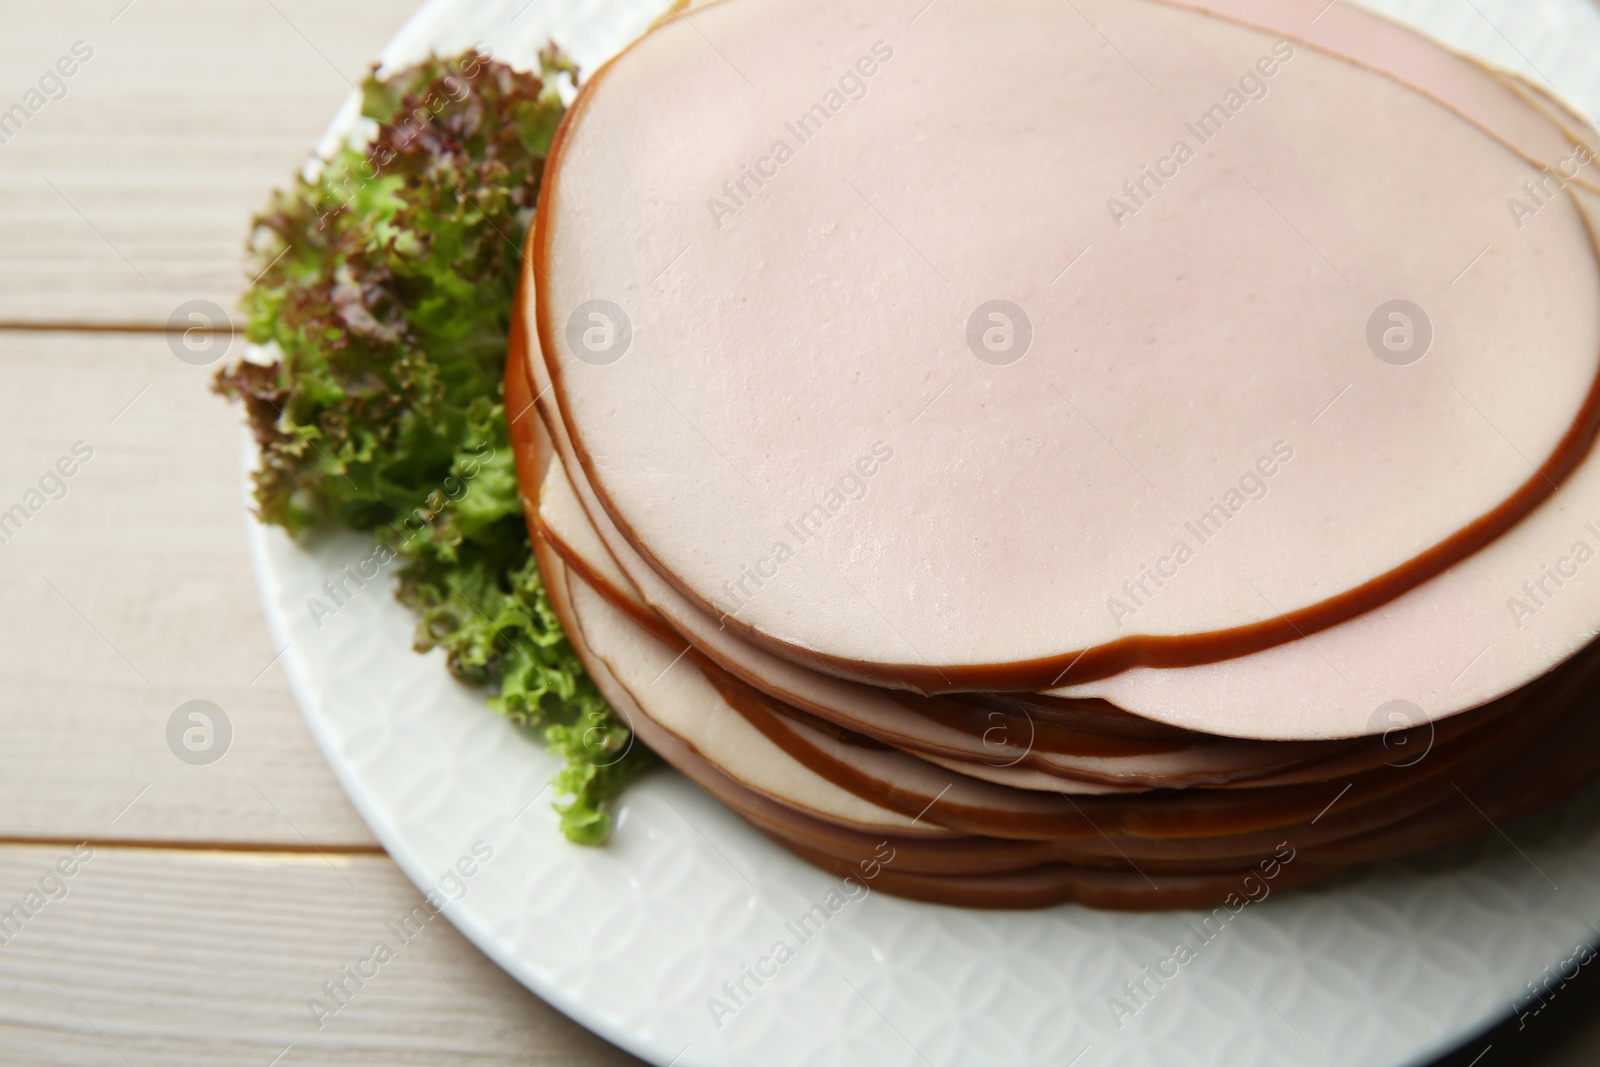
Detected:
left=535, top=0, right=1600, bottom=691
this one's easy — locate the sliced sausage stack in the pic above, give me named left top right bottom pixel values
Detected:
left=507, top=0, right=1600, bottom=908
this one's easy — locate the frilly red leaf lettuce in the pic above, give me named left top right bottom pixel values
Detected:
left=215, top=49, right=653, bottom=845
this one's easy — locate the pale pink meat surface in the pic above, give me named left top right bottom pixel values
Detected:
left=538, top=0, right=1600, bottom=684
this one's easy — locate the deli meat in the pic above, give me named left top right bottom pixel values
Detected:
left=531, top=419, right=1365, bottom=780
left=504, top=0, right=1600, bottom=909
left=534, top=0, right=1600, bottom=691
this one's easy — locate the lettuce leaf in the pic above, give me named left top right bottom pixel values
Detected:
left=215, top=49, right=654, bottom=844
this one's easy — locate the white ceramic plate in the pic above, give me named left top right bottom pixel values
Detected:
left=247, top=2, right=1600, bottom=1064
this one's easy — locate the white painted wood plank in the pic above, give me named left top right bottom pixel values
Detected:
left=0, top=0, right=423, bottom=326
left=0, top=328, right=394, bottom=846
left=0, top=844, right=644, bottom=1065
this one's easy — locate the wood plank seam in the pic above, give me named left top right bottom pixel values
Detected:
left=0, top=322, right=237, bottom=334
left=0, top=837, right=389, bottom=855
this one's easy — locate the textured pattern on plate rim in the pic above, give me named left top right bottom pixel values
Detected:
left=246, top=0, right=1600, bottom=1063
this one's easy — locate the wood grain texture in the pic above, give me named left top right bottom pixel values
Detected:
left=0, top=0, right=419, bottom=327
left=0, top=844, right=643, bottom=1066
left=0, top=328, right=387, bottom=847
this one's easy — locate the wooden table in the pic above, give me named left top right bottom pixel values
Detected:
left=0, top=2, right=1594, bottom=1063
